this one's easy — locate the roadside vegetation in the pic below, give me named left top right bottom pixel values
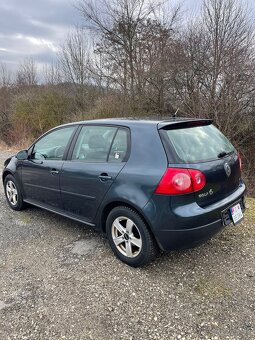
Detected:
left=0, top=0, right=254, bottom=194
left=246, top=197, right=255, bottom=225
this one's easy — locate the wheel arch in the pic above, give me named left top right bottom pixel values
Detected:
left=100, top=200, right=154, bottom=235
left=2, top=170, right=14, bottom=184
left=2, top=170, right=25, bottom=198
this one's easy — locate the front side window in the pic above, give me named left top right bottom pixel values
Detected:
left=31, top=126, right=76, bottom=160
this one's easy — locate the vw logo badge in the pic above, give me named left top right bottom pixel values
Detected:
left=224, top=163, right=231, bottom=177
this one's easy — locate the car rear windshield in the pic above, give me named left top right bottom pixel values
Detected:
left=160, top=124, right=235, bottom=163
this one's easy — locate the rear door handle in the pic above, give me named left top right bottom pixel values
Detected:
left=99, top=173, right=112, bottom=181
left=51, top=169, right=59, bottom=175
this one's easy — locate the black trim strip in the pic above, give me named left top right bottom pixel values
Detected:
left=60, top=190, right=95, bottom=200
left=158, top=119, right=213, bottom=130
left=23, top=199, right=95, bottom=227
left=23, top=183, right=60, bottom=193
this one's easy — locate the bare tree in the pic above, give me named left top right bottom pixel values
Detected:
left=43, top=61, right=63, bottom=85
left=175, top=0, right=255, bottom=143
left=16, top=57, right=38, bottom=86
left=58, top=26, right=102, bottom=115
left=77, top=0, right=181, bottom=113
left=59, top=26, right=90, bottom=86
left=0, top=63, right=13, bottom=142
left=0, top=63, right=12, bottom=87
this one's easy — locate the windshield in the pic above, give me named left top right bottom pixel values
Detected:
left=161, top=124, right=235, bottom=163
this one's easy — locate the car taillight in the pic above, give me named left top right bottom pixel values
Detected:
left=238, top=153, right=242, bottom=171
left=155, top=168, right=206, bottom=195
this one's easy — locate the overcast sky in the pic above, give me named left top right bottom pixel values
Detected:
left=0, top=0, right=254, bottom=74
left=0, top=0, right=83, bottom=72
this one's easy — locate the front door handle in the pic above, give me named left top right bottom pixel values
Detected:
left=99, top=173, right=112, bottom=181
left=51, top=169, right=59, bottom=175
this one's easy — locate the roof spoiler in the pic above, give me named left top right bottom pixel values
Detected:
left=158, top=119, right=213, bottom=130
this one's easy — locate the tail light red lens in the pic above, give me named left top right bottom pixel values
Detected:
left=189, top=169, right=206, bottom=192
left=155, top=168, right=206, bottom=195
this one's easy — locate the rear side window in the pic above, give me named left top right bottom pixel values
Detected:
left=72, top=126, right=117, bottom=162
left=161, top=124, right=235, bottom=163
left=71, top=125, right=129, bottom=163
left=108, top=129, right=129, bottom=162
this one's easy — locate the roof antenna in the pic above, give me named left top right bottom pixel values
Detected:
left=173, top=107, right=179, bottom=119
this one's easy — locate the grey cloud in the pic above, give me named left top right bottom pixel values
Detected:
left=1, top=0, right=82, bottom=28
left=32, top=51, right=57, bottom=64
left=0, top=7, right=54, bottom=38
left=1, top=0, right=254, bottom=73
left=0, top=0, right=83, bottom=71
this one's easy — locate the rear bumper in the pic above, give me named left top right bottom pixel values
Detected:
left=143, top=182, right=246, bottom=251
left=154, top=218, right=224, bottom=250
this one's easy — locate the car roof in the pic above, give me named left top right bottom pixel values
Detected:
left=59, top=117, right=213, bottom=129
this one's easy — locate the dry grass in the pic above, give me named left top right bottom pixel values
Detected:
left=0, top=141, right=17, bottom=152
left=194, top=277, right=232, bottom=299
left=0, top=139, right=32, bottom=153
left=245, top=197, right=255, bottom=224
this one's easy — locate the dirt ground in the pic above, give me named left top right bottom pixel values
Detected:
left=0, top=151, right=254, bottom=340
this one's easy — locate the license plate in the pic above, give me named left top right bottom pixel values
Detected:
left=230, top=203, right=243, bottom=224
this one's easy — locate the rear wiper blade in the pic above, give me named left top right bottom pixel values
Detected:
left=217, top=151, right=233, bottom=158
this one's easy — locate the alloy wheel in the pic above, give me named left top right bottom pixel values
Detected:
left=111, top=216, right=142, bottom=258
left=6, top=180, right=18, bottom=206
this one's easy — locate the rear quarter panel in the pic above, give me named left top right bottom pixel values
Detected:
left=95, top=123, right=168, bottom=229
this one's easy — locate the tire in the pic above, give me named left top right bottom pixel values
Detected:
left=106, top=206, right=158, bottom=267
left=4, top=174, right=26, bottom=211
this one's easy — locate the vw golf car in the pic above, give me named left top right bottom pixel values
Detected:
left=2, top=118, right=246, bottom=267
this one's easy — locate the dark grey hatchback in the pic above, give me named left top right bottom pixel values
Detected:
left=2, top=118, right=246, bottom=266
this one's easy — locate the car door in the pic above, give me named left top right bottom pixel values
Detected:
left=60, top=125, right=130, bottom=223
left=22, top=125, right=77, bottom=209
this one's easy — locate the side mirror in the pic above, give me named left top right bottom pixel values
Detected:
left=16, top=150, right=28, bottom=161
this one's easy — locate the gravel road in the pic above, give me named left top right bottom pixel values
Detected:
left=0, top=151, right=254, bottom=340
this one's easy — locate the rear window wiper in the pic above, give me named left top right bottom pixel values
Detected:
left=217, top=151, right=233, bottom=158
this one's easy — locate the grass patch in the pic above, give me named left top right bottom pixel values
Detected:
left=245, top=197, right=255, bottom=224
left=195, top=278, right=232, bottom=299
left=19, top=213, right=33, bottom=225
